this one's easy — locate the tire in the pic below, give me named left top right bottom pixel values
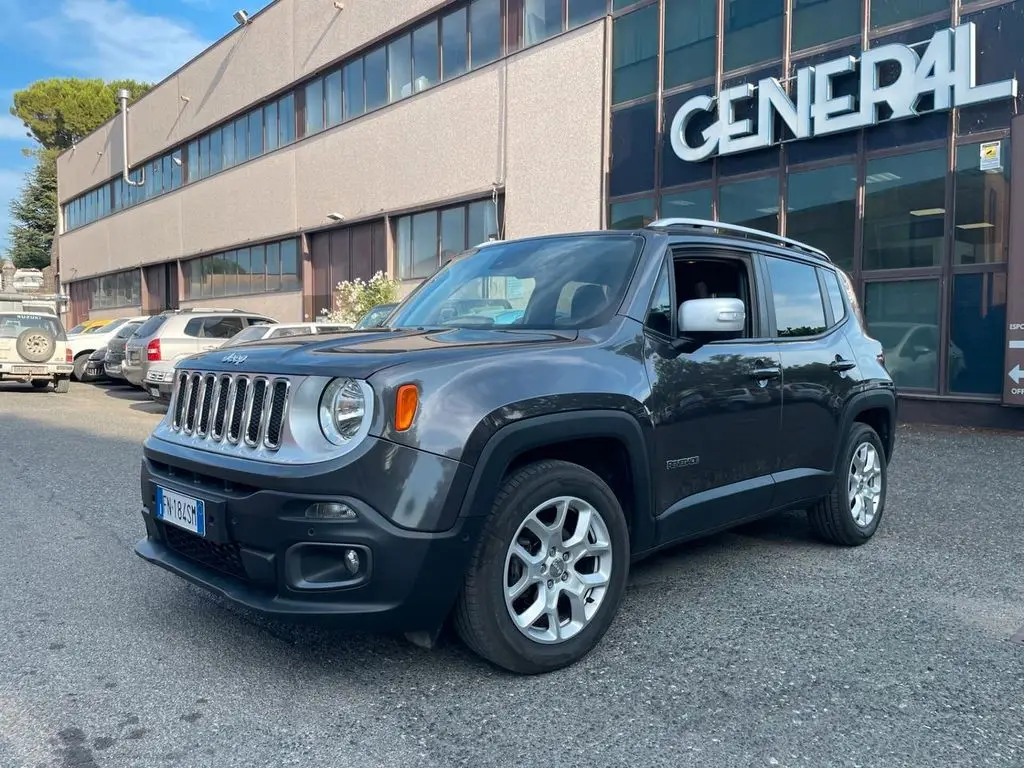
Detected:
left=54, top=377, right=70, bottom=394
left=453, top=459, right=630, bottom=675
left=807, top=422, right=887, bottom=546
left=16, top=328, right=55, bottom=363
left=72, top=354, right=89, bottom=382
left=31, top=380, right=49, bottom=390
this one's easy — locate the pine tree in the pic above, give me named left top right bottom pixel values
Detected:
left=7, top=149, right=57, bottom=270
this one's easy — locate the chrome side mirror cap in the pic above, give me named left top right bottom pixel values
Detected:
left=678, top=297, right=746, bottom=334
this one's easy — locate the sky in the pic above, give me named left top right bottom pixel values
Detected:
left=0, top=0, right=269, bottom=258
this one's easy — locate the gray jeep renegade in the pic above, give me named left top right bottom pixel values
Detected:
left=136, top=219, right=897, bottom=675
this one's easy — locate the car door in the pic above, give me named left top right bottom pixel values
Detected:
left=641, top=248, right=783, bottom=545
left=761, top=255, right=860, bottom=508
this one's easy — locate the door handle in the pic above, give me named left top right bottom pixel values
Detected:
left=749, top=366, right=781, bottom=380
left=829, top=357, right=857, bottom=372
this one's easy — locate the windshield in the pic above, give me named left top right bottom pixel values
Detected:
left=355, top=304, right=397, bottom=329
left=0, top=313, right=64, bottom=339
left=386, top=234, right=643, bottom=330
left=116, top=322, right=143, bottom=339
left=68, top=322, right=88, bottom=334
left=222, top=325, right=270, bottom=347
left=134, top=314, right=168, bottom=338
left=82, top=323, right=110, bottom=334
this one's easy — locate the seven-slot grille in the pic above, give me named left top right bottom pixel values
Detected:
left=171, top=371, right=291, bottom=450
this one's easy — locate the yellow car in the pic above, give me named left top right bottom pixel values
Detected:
left=67, top=318, right=113, bottom=335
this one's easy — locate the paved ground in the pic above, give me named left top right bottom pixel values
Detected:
left=1, top=379, right=1022, bottom=768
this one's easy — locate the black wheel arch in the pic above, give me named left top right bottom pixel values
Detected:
left=833, top=387, right=897, bottom=473
left=447, top=407, right=658, bottom=555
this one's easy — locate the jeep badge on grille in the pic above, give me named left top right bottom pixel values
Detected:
left=221, top=353, right=248, bottom=364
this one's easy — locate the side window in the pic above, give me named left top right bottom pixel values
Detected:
left=203, top=316, right=246, bottom=339
left=673, top=254, right=753, bottom=338
left=645, top=261, right=672, bottom=337
left=247, top=317, right=273, bottom=327
left=183, top=318, right=204, bottom=337
left=821, top=269, right=847, bottom=324
left=765, top=256, right=827, bottom=338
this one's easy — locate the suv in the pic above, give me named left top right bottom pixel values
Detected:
left=122, top=308, right=276, bottom=389
left=0, top=310, right=74, bottom=392
left=134, top=220, right=897, bottom=675
left=102, top=319, right=146, bottom=382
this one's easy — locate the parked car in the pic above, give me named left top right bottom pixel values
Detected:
left=68, top=315, right=148, bottom=382
left=135, top=219, right=897, bottom=675
left=866, top=321, right=965, bottom=389
left=103, top=319, right=146, bottom=383
left=354, top=303, right=399, bottom=329
left=0, top=310, right=74, bottom=392
left=122, top=308, right=276, bottom=389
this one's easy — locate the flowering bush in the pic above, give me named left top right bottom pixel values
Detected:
left=323, top=271, right=402, bottom=324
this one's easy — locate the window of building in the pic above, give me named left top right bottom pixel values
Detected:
left=953, top=140, right=1010, bottom=266
left=765, top=256, right=827, bottom=338
left=342, top=58, right=365, bottom=120
left=248, top=109, right=264, bottom=156
left=88, top=269, right=141, bottom=310
left=279, top=93, right=296, bottom=146
left=413, top=20, right=440, bottom=93
left=862, top=148, right=947, bottom=271
left=442, top=7, right=468, bottom=80
left=469, top=0, right=501, bottom=68
left=870, top=0, right=949, bottom=30
left=792, top=0, right=859, bottom=52
left=723, top=0, right=784, bottom=72
left=864, top=279, right=941, bottom=390
left=388, top=34, right=413, bottom=102
left=325, top=69, right=343, bottom=127
left=521, top=0, right=564, bottom=46
left=234, top=116, right=249, bottom=164
left=208, top=130, right=222, bottom=175
left=959, top=4, right=1024, bottom=134
left=719, top=175, right=779, bottom=233
left=664, top=0, right=716, bottom=89
left=305, top=77, right=325, bottom=134
left=569, top=0, right=606, bottom=29
left=608, top=197, right=654, bottom=229
left=786, top=164, right=856, bottom=272
left=612, top=4, right=658, bottom=104
left=661, top=187, right=712, bottom=221
left=365, top=47, right=388, bottom=111
left=183, top=237, right=302, bottom=299
left=610, top=101, right=657, bottom=197
left=396, top=198, right=501, bottom=280
left=948, top=272, right=1007, bottom=396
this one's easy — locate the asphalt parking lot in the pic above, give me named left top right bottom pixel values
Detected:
left=1, top=380, right=1022, bottom=768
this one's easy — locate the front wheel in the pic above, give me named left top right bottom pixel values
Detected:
left=454, top=459, right=630, bottom=675
left=807, top=422, right=887, bottom=546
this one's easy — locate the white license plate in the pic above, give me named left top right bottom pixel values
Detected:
left=155, top=486, right=206, bottom=537
left=11, top=365, right=44, bottom=375
left=149, top=386, right=161, bottom=398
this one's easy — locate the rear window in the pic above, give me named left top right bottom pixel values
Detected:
left=0, top=313, right=65, bottom=339
left=134, top=315, right=168, bottom=337
left=116, top=321, right=143, bottom=339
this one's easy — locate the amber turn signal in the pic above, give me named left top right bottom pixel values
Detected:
left=394, top=384, right=419, bottom=431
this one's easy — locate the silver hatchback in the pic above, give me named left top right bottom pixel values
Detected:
left=123, top=308, right=276, bottom=387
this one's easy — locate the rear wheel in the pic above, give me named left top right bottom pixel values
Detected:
left=454, top=459, right=630, bottom=675
left=72, top=354, right=89, bottom=382
left=807, top=422, right=887, bottom=546
left=54, top=377, right=70, bottom=394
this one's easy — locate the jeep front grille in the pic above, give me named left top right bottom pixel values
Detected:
left=170, top=371, right=291, bottom=450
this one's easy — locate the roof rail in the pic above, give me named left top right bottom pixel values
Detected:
left=646, top=217, right=831, bottom=262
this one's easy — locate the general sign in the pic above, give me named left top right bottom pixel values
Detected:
left=669, top=22, right=1019, bottom=162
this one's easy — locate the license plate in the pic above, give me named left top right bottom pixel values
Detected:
left=155, top=486, right=206, bottom=536
left=11, top=365, right=44, bottom=375
left=149, top=386, right=161, bottom=397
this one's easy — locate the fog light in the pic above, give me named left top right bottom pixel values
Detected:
left=304, top=502, right=357, bottom=520
left=343, top=549, right=360, bottom=575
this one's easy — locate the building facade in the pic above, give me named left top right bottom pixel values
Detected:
left=55, top=0, right=1024, bottom=427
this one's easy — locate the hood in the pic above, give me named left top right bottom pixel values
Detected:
left=176, top=327, right=579, bottom=378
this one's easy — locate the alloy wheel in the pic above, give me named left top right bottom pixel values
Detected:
left=848, top=442, right=883, bottom=527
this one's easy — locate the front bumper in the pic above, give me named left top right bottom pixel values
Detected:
left=135, top=437, right=480, bottom=631
left=144, top=368, right=175, bottom=401
left=0, top=362, right=73, bottom=377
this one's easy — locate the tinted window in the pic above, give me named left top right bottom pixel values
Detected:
left=724, top=0, right=783, bottom=72
left=864, top=279, right=940, bottom=389
left=523, top=0, right=563, bottom=45
left=863, top=148, right=947, bottom=270
left=765, top=257, right=827, bottom=338
left=365, top=47, right=388, bottom=110
left=664, top=0, right=716, bottom=88
left=661, top=188, right=712, bottom=221
left=134, top=315, right=168, bottom=338
left=612, top=5, right=658, bottom=104
left=116, top=322, right=143, bottom=339
left=870, top=0, right=948, bottom=29
left=202, top=317, right=246, bottom=339
left=469, top=0, right=501, bottom=68
left=414, top=22, right=439, bottom=91
left=388, top=35, right=412, bottom=102
left=388, top=235, right=642, bottom=330
left=610, top=101, right=657, bottom=197
left=442, top=8, right=468, bottom=80
left=821, top=270, right=847, bottom=324
left=949, top=272, right=1007, bottom=395
left=569, top=0, right=605, bottom=28
left=645, top=262, right=673, bottom=336
left=792, top=0, right=859, bottom=51
left=953, top=140, right=1010, bottom=265
left=608, top=197, right=654, bottom=229
left=343, top=58, right=365, bottom=119
left=184, top=318, right=204, bottom=337
left=305, top=77, right=324, bottom=134
left=959, top=4, right=1024, bottom=133
left=719, top=175, right=779, bottom=233
left=325, top=70, right=343, bottom=127
left=786, top=164, right=856, bottom=272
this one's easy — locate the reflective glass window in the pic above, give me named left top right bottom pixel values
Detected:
left=612, top=4, right=658, bottom=104
left=608, top=197, right=654, bottom=229
left=765, top=256, right=827, bottom=338
left=442, top=7, right=468, bottom=80
left=469, top=0, right=501, bottom=68
left=468, top=200, right=499, bottom=245
left=305, top=77, right=324, bottom=134
left=523, top=0, right=563, bottom=45
left=949, top=272, right=1007, bottom=395
left=792, top=0, right=859, bottom=51
left=343, top=58, right=365, bottom=119
left=609, top=101, right=657, bottom=197
left=569, top=0, right=606, bottom=29
left=862, top=148, right=947, bottom=270
left=786, top=164, right=857, bottom=272
left=664, top=0, right=716, bottom=88
left=413, top=21, right=440, bottom=92
left=954, top=140, right=1010, bottom=265
left=388, top=35, right=412, bottom=102
left=719, top=175, right=779, bottom=233
left=661, top=187, right=712, bottom=221
left=723, top=0, right=783, bottom=72
left=263, top=102, right=278, bottom=152
left=864, top=279, right=941, bottom=390
left=325, top=70, right=343, bottom=127
left=441, top=206, right=467, bottom=260
left=365, top=47, right=388, bottom=110
left=870, top=0, right=949, bottom=29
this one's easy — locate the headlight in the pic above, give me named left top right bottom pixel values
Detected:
left=318, top=378, right=367, bottom=445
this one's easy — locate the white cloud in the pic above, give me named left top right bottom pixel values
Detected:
left=0, top=168, right=29, bottom=257
left=9, top=0, right=212, bottom=84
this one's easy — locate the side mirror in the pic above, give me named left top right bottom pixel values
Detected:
left=678, top=297, right=746, bottom=335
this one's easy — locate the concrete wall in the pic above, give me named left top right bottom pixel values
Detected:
left=56, top=20, right=608, bottom=285
left=179, top=290, right=304, bottom=321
